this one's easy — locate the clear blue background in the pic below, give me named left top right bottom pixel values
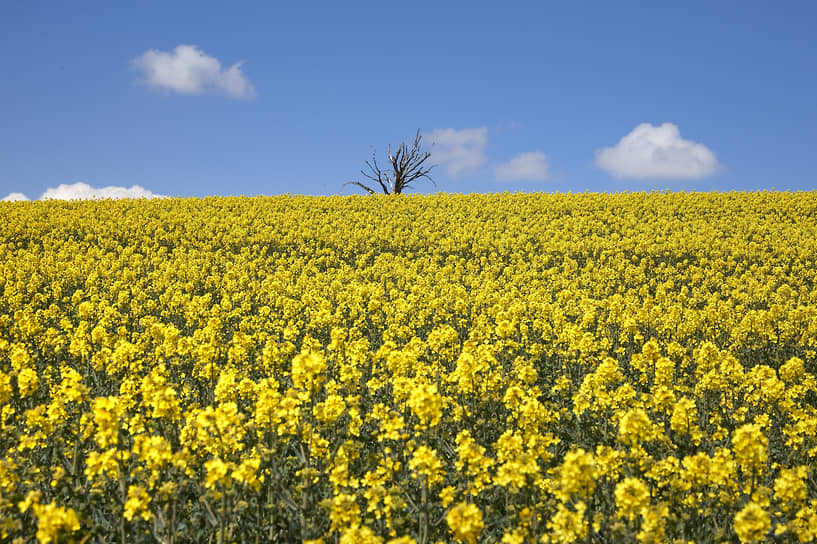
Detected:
left=2, top=0, right=816, bottom=198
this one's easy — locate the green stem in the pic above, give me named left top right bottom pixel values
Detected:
left=218, top=490, right=227, bottom=544
left=419, top=478, right=428, bottom=544
left=170, top=497, right=177, bottom=544
left=117, top=445, right=127, bottom=544
left=267, top=431, right=276, bottom=541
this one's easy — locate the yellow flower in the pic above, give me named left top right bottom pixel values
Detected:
left=339, top=524, right=383, bottom=544
left=254, top=378, right=283, bottom=432
left=618, top=408, right=655, bottom=445
left=386, top=537, right=417, bottom=544
left=123, top=485, right=152, bottom=521
left=455, top=430, right=495, bottom=494
left=141, top=364, right=181, bottom=420
left=84, top=448, right=120, bottom=482
left=407, top=382, right=442, bottom=428
left=329, top=493, right=361, bottom=532
left=204, top=457, right=233, bottom=490
left=670, top=397, right=698, bottom=435
left=0, top=372, right=11, bottom=405
left=637, top=503, right=669, bottom=544
left=6, top=190, right=817, bottom=542
left=439, top=486, right=457, bottom=508
left=9, top=343, right=31, bottom=372
left=709, top=448, right=738, bottom=488
left=554, top=448, right=596, bottom=501
left=409, top=445, right=444, bottom=486
left=31, top=502, right=80, bottom=544
left=500, top=528, right=526, bottom=544
left=779, top=356, right=805, bottom=384
left=732, top=424, right=768, bottom=476
left=214, top=367, right=238, bottom=403
left=495, top=319, right=515, bottom=338
left=52, top=366, right=88, bottom=405
left=733, top=501, right=770, bottom=543
left=17, top=368, right=40, bottom=397
left=192, top=402, right=246, bottom=455
left=377, top=411, right=405, bottom=442
left=546, top=501, right=588, bottom=544
left=573, top=357, right=622, bottom=417
left=91, top=396, right=124, bottom=449
left=615, top=477, right=651, bottom=521
left=654, top=356, right=675, bottom=387
left=774, top=466, right=808, bottom=511
left=791, top=505, right=817, bottom=542
left=314, top=394, right=346, bottom=424
left=133, top=434, right=173, bottom=474
left=291, top=350, right=327, bottom=392
left=446, top=502, right=484, bottom=544
left=232, top=456, right=263, bottom=490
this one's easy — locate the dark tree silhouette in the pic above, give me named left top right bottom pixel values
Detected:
left=346, top=130, right=436, bottom=195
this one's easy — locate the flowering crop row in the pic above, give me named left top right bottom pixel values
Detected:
left=1, top=192, right=817, bottom=543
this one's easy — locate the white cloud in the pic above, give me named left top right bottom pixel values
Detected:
left=133, top=45, right=256, bottom=99
left=595, top=123, right=721, bottom=179
left=495, top=152, right=550, bottom=181
left=40, top=183, right=166, bottom=200
left=2, top=192, right=30, bottom=202
left=425, top=127, right=487, bottom=177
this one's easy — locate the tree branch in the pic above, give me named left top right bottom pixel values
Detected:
left=346, top=129, right=437, bottom=195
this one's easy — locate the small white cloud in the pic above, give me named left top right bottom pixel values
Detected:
left=133, top=44, right=256, bottom=99
left=495, top=152, right=550, bottom=181
left=425, top=127, right=487, bottom=177
left=40, top=182, right=166, bottom=200
left=2, top=192, right=30, bottom=202
left=595, top=123, right=721, bottom=179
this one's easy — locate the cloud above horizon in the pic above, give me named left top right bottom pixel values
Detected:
left=595, top=123, right=721, bottom=179
left=425, top=127, right=487, bottom=177
left=133, top=45, right=256, bottom=99
left=495, top=152, right=550, bottom=181
left=2, top=192, right=30, bottom=202
left=3, top=183, right=166, bottom=202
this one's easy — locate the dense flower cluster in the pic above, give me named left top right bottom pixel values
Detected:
left=1, top=191, right=817, bottom=543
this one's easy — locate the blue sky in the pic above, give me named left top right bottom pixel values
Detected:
left=2, top=1, right=816, bottom=200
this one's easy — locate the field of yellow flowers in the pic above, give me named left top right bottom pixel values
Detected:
left=1, top=191, right=817, bottom=543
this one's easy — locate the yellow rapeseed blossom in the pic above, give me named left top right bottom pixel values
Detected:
left=90, top=396, right=124, bottom=449
left=446, top=502, right=484, bottom=544
left=31, top=502, right=80, bottom=544
left=618, top=408, right=656, bottom=445
left=339, top=525, right=383, bottom=544
left=329, top=493, right=361, bottom=532
left=637, top=503, right=669, bottom=544
left=615, top=477, right=651, bottom=521
left=670, top=397, right=699, bottom=438
left=314, top=394, right=346, bottom=424
left=546, top=501, right=588, bottom=544
left=774, top=466, right=808, bottom=511
left=204, top=458, right=232, bottom=490
left=554, top=448, right=596, bottom=501
left=454, top=430, right=494, bottom=494
left=0, top=372, right=12, bottom=405
left=409, top=445, right=444, bottom=486
left=123, top=485, right=152, bottom=521
left=17, top=367, right=39, bottom=397
left=2, top=192, right=817, bottom=542
left=732, top=423, right=768, bottom=476
left=407, top=382, right=443, bottom=428
left=292, top=350, right=327, bottom=392
left=734, top=501, right=770, bottom=543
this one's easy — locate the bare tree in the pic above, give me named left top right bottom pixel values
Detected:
left=345, top=129, right=436, bottom=195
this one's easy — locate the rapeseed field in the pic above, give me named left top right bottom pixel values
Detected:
left=1, top=192, right=816, bottom=543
